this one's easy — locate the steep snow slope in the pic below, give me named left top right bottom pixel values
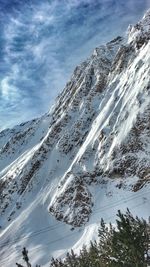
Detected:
left=0, top=10, right=150, bottom=267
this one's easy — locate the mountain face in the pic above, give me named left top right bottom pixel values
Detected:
left=0, top=10, right=150, bottom=267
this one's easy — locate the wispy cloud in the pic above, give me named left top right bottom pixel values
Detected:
left=0, top=0, right=149, bottom=130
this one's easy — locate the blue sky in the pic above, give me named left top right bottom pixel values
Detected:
left=0, top=0, right=149, bottom=130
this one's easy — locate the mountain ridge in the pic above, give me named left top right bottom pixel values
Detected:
left=0, top=9, right=150, bottom=267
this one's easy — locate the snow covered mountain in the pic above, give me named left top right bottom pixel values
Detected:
left=0, top=9, right=150, bottom=267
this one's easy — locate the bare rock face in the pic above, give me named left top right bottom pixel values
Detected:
left=49, top=175, right=93, bottom=227
left=0, top=11, right=150, bottom=226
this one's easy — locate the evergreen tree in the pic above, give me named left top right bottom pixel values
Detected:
left=50, top=257, right=65, bottom=267
left=98, top=218, right=114, bottom=265
left=79, top=245, right=89, bottom=267
left=97, top=209, right=149, bottom=267
left=110, top=209, right=148, bottom=267
left=22, top=247, right=32, bottom=267
left=88, top=240, right=102, bottom=267
left=65, top=251, right=75, bottom=267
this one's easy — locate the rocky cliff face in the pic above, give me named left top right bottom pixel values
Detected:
left=0, top=10, right=150, bottom=231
